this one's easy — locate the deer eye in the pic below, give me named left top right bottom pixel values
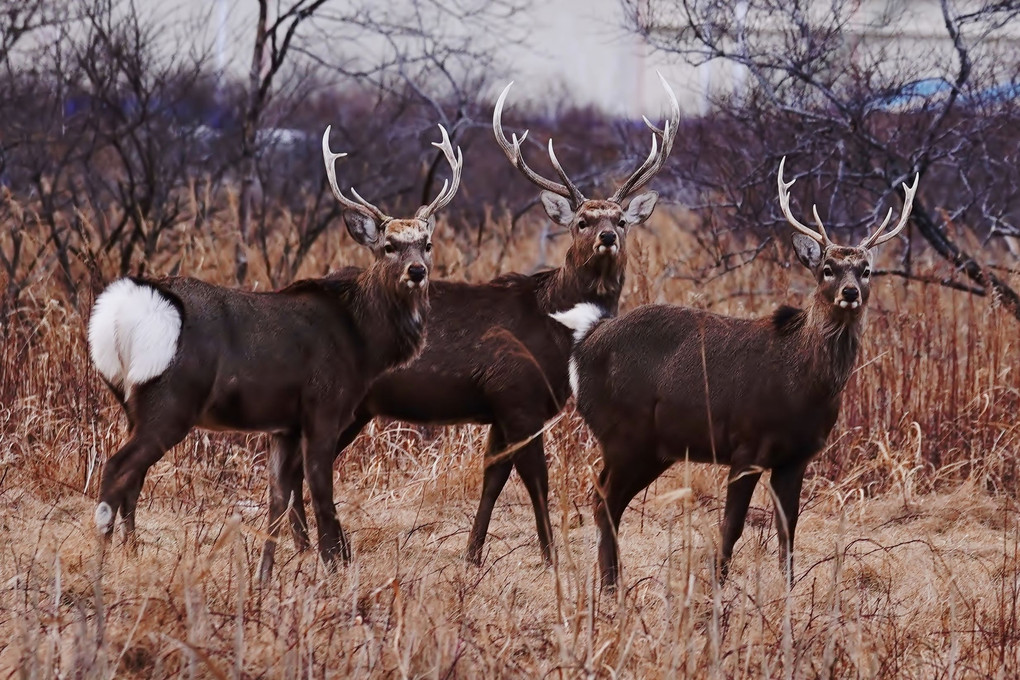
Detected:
left=425, top=242, right=433, bottom=253
left=576, top=218, right=587, bottom=229
left=384, top=243, right=396, bottom=255
left=822, top=265, right=834, bottom=279
left=861, top=267, right=871, bottom=279
left=617, top=218, right=626, bottom=227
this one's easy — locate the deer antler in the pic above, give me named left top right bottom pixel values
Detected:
left=777, top=156, right=831, bottom=247
left=610, top=72, right=681, bottom=203
left=859, top=173, right=920, bottom=249
left=416, top=124, right=464, bottom=222
left=493, top=82, right=586, bottom=208
left=322, top=126, right=391, bottom=224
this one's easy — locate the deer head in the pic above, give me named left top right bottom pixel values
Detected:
left=492, top=74, right=680, bottom=292
left=322, top=124, right=463, bottom=296
left=778, top=157, right=919, bottom=318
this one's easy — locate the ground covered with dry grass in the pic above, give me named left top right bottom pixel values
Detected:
left=2, top=204, right=1019, bottom=677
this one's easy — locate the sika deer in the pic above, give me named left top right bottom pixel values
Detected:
left=552, top=158, right=918, bottom=588
left=88, top=125, right=462, bottom=570
left=257, top=76, right=680, bottom=580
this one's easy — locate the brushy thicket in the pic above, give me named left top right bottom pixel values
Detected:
left=2, top=175, right=1020, bottom=677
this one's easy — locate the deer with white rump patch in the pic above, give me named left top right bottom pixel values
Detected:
left=552, top=158, right=918, bottom=588
left=255, top=75, right=681, bottom=580
left=88, top=124, right=462, bottom=571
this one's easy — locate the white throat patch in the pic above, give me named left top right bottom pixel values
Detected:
left=549, top=302, right=605, bottom=344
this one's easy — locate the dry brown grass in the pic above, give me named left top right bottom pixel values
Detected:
left=2, top=198, right=1020, bottom=678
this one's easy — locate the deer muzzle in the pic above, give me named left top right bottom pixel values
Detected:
left=836, top=286, right=861, bottom=309
left=404, top=263, right=428, bottom=289
left=595, top=230, right=619, bottom=256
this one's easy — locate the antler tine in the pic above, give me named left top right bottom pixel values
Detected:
left=810, top=204, right=830, bottom=243
left=546, top=139, right=586, bottom=207
left=416, top=124, right=464, bottom=221
left=869, top=207, right=894, bottom=244
left=348, top=187, right=389, bottom=221
left=493, top=82, right=581, bottom=206
left=322, top=125, right=389, bottom=224
left=610, top=72, right=681, bottom=203
left=609, top=126, right=664, bottom=203
left=777, top=156, right=830, bottom=247
left=860, top=173, right=920, bottom=249
left=642, top=115, right=665, bottom=136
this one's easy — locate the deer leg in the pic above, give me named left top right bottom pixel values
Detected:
left=511, top=434, right=555, bottom=567
left=302, top=410, right=370, bottom=546
left=594, top=465, right=623, bottom=589
left=96, top=402, right=193, bottom=540
left=95, top=379, right=199, bottom=543
left=302, top=423, right=348, bottom=569
left=287, top=461, right=311, bottom=552
left=290, top=410, right=373, bottom=549
left=120, top=480, right=143, bottom=552
left=265, top=411, right=370, bottom=580
left=595, top=452, right=670, bottom=589
left=769, top=460, right=809, bottom=588
left=96, top=435, right=184, bottom=539
left=259, top=432, right=301, bottom=583
left=334, top=409, right=372, bottom=463
left=466, top=426, right=513, bottom=565
left=718, top=466, right=763, bottom=582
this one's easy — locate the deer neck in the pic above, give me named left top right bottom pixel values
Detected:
left=351, top=268, right=429, bottom=373
left=799, top=300, right=866, bottom=398
left=542, top=248, right=625, bottom=315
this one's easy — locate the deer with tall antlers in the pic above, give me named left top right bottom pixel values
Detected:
left=551, top=158, right=919, bottom=588
left=88, top=125, right=462, bottom=570
left=256, top=76, right=680, bottom=580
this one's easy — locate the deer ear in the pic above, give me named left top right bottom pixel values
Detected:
left=423, top=215, right=437, bottom=236
left=792, top=234, right=822, bottom=270
left=342, top=209, right=380, bottom=247
left=541, top=191, right=574, bottom=226
left=623, top=191, right=658, bottom=225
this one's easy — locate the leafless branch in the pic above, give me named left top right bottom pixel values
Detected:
left=623, top=0, right=1020, bottom=320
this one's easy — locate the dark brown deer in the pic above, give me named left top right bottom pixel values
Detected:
left=88, top=125, right=462, bottom=570
left=551, top=158, right=919, bottom=588
left=256, top=76, right=680, bottom=580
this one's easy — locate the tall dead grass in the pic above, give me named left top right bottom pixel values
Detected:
left=1, top=194, right=1019, bottom=677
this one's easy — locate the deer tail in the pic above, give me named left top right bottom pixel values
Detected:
left=88, top=278, right=182, bottom=401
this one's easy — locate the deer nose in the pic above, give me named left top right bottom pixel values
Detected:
left=842, top=286, right=860, bottom=302
left=599, top=231, right=617, bottom=247
left=407, top=263, right=427, bottom=283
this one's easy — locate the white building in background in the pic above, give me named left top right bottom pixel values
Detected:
left=153, top=0, right=1002, bottom=117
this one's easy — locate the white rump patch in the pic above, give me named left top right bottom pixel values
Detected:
left=549, top=302, right=605, bottom=344
left=88, top=278, right=182, bottom=399
left=94, top=501, right=113, bottom=532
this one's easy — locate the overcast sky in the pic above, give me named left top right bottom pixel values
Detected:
left=138, top=0, right=967, bottom=117
left=149, top=0, right=704, bottom=116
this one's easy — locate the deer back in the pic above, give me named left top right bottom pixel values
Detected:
left=119, top=272, right=372, bottom=430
